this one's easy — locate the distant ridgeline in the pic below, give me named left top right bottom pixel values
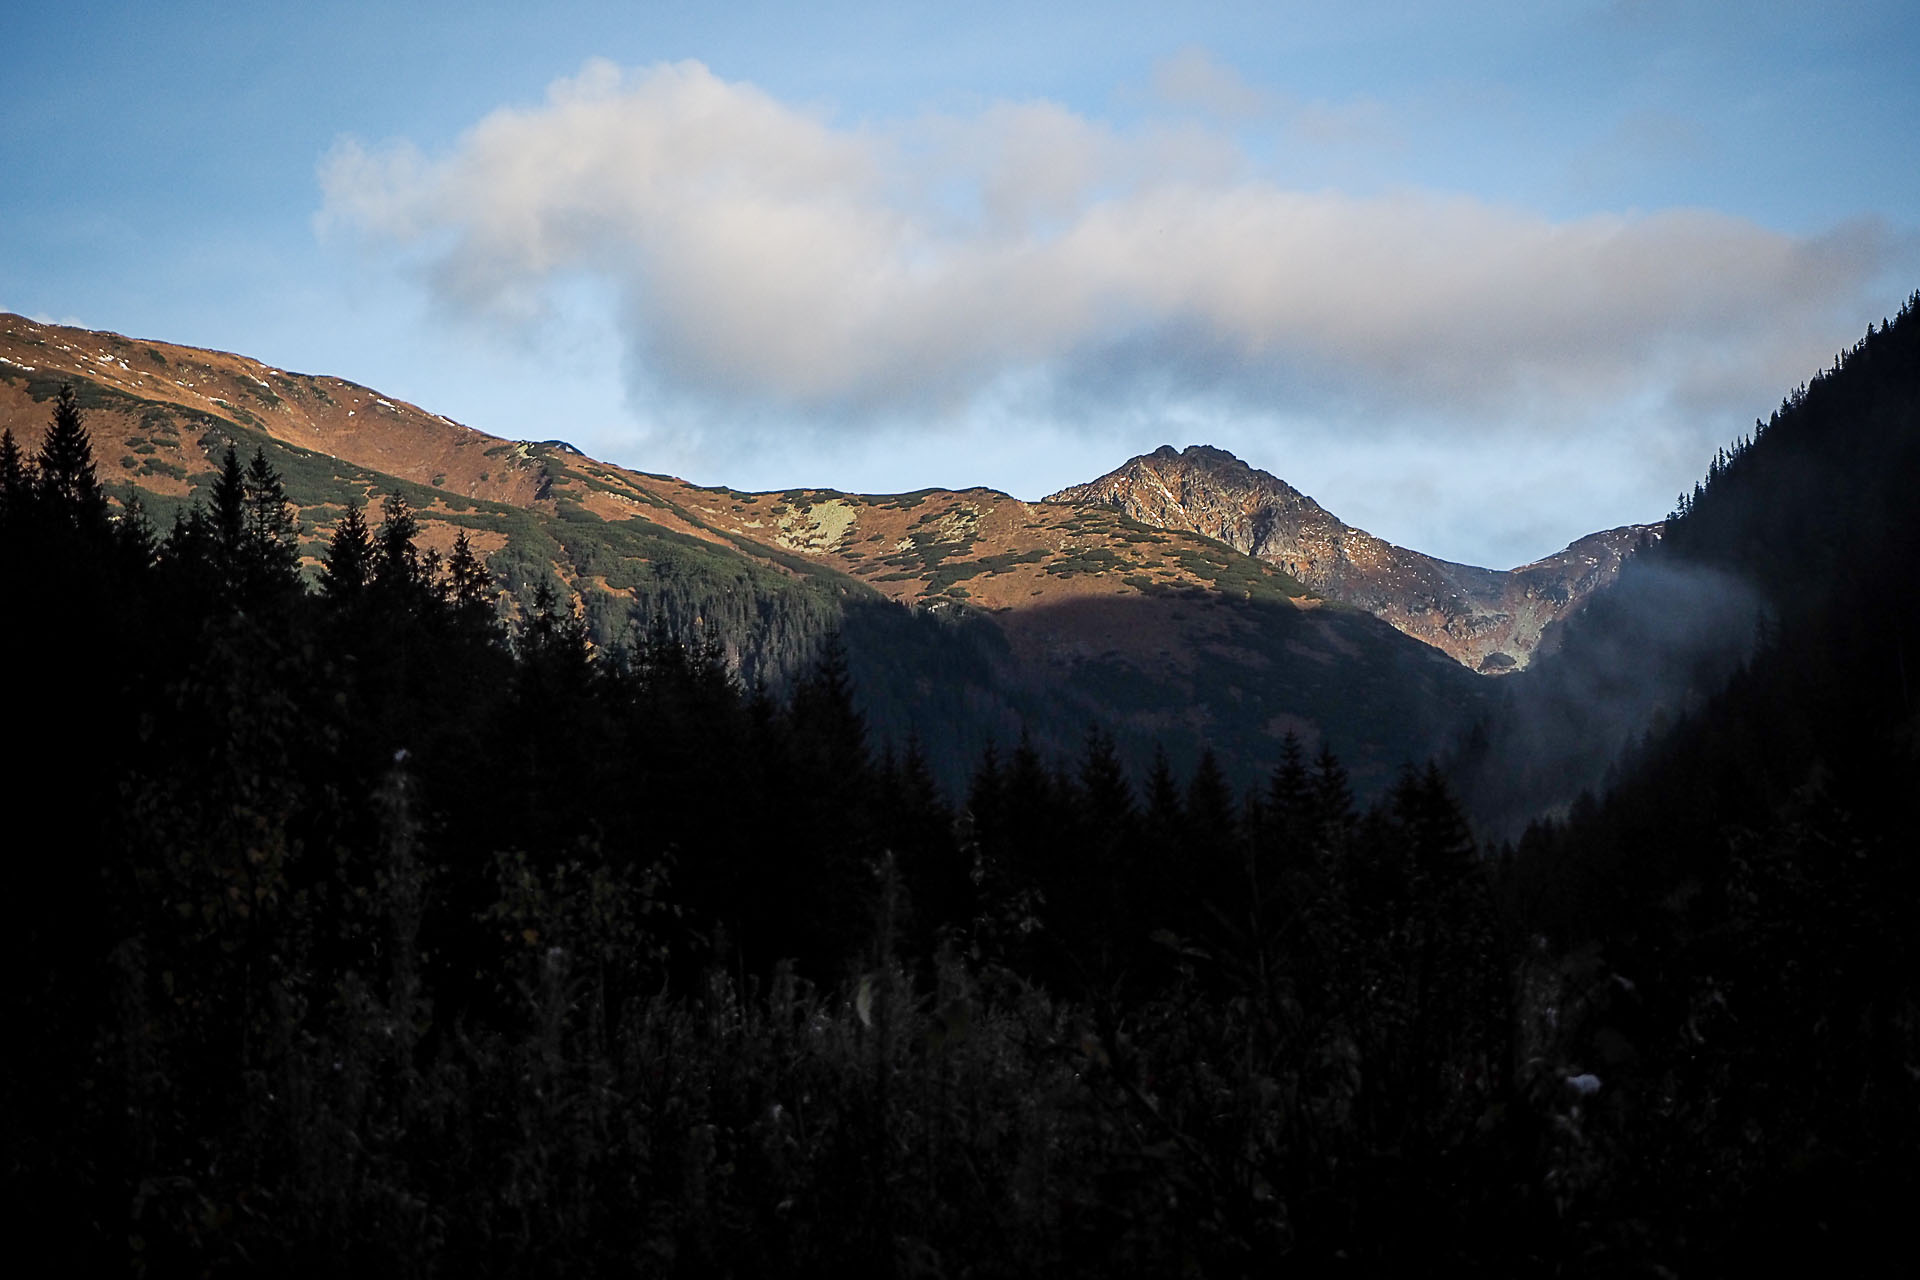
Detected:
left=0, top=312, right=1489, bottom=792
left=2, top=290, right=1918, bottom=1271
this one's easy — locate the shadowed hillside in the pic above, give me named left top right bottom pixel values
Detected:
left=0, top=313, right=1489, bottom=789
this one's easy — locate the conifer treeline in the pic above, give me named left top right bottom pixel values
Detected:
left=5, top=303, right=1917, bottom=1274
left=0, top=388, right=1535, bottom=1272
left=1459, top=293, right=1920, bottom=1264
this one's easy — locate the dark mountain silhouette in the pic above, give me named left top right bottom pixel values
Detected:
left=1456, top=292, right=1920, bottom=839
left=1436, top=290, right=1920, bottom=1275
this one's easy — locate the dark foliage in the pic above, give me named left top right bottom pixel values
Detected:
left=1458, top=292, right=1920, bottom=1269
left=5, top=295, right=1919, bottom=1274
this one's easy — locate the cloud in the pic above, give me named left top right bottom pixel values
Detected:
left=317, top=57, right=1894, bottom=453
left=1151, top=47, right=1276, bottom=121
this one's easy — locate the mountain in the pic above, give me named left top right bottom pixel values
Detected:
left=1456, top=291, right=1920, bottom=837
left=1433, top=294, right=1920, bottom=1272
left=0, top=312, right=1487, bottom=790
left=1049, top=444, right=1657, bottom=672
left=12, top=297, right=1916, bottom=1276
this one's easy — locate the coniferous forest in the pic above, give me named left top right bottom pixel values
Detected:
left=4, top=295, right=1919, bottom=1274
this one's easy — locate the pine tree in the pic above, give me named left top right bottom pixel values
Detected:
left=370, top=495, right=424, bottom=610
left=445, top=530, right=496, bottom=633
left=520, top=579, right=593, bottom=692
left=242, top=447, right=301, bottom=594
left=159, top=503, right=220, bottom=600
left=1184, top=747, right=1240, bottom=914
left=113, top=485, right=158, bottom=571
left=34, top=384, right=108, bottom=531
left=0, top=428, right=32, bottom=528
left=1266, top=733, right=1310, bottom=834
left=1311, top=742, right=1354, bottom=838
left=1142, top=747, right=1184, bottom=843
left=889, top=730, right=961, bottom=943
left=321, top=501, right=374, bottom=603
left=962, top=738, right=1004, bottom=854
left=210, top=443, right=248, bottom=585
left=790, top=631, right=868, bottom=780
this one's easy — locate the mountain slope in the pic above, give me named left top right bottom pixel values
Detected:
left=1447, top=295, right=1920, bottom=1273
left=1049, top=444, right=1656, bottom=671
left=0, top=313, right=1488, bottom=789
left=1457, top=292, right=1920, bottom=836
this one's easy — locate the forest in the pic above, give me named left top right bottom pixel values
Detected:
left=3, top=292, right=1917, bottom=1275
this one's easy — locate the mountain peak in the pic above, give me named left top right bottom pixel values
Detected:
left=1136, top=442, right=1256, bottom=472
left=1049, top=443, right=1653, bottom=672
left=1046, top=443, right=1323, bottom=534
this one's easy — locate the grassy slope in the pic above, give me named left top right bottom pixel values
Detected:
left=0, top=314, right=1487, bottom=790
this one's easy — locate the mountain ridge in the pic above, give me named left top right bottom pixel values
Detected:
left=1048, top=443, right=1659, bottom=671
left=0, top=312, right=1487, bottom=791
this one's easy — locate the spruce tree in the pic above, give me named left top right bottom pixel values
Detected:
left=1142, top=747, right=1184, bottom=841
left=210, top=442, right=247, bottom=584
left=321, top=501, right=374, bottom=602
left=790, top=632, right=868, bottom=781
left=1311, top=742, right=1354, bottom=837
left=34, top=384, right=107, bottom=531
left=0, top=427, right=32, bottom=528
left=445, top=530, right=497, bottom=636
left=1266, top=733, right=1310, bottom=834
left=113, top=485, right=158, bottom=571
left=242, top=447, right=301, bottom=595
left=962, top=741, right=1008, bottom=897
left=160, top=503, right=221, bottom=601
left=1184, top=747, right=1239, bottom=908
left=374, top=490, right=422, bottom=594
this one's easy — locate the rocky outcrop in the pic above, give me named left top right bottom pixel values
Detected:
left=1048, top=445, right=1658, bottom=671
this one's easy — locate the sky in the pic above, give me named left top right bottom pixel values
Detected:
left=4, top=1, right=1917, bottom=568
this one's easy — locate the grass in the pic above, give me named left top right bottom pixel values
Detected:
left=1045, top=546, right=1129, bottom=577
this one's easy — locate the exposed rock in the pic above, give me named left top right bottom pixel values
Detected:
left=1048, top=444, right=1659, bottom=671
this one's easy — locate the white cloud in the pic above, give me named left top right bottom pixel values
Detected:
left=1151, top=46, right=1277, bottom=122
left=317, top=57, right=1894, bottom=484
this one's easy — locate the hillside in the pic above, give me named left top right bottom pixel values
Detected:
left=1050, top=444, right=1656, bottom=672
left=9, top=298, right=1918, bottom=1276
left=0, top=312, right=1486, bottom=788
left=1455, top=291, right=1920, bottom=838
left=1425, top=298, right=1920, bottom=1274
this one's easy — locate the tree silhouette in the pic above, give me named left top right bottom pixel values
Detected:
left=444, top=528, right=497, bottom=637
left=322, top=500, right=374, bottom=603
left=34, top=384, right=107, bottom=531
left=243, top=446, right=301, bottom=596
left=0, top=428, right=32, bottom=528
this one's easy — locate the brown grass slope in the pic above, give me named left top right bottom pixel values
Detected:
left=0, top=313, right=1489, bottom=785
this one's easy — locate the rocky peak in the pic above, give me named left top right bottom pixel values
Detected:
left=1049, top=445, right=1659, bottom=673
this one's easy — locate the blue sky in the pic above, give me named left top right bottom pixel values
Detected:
left=4, top=1, right=1916, bottom=566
